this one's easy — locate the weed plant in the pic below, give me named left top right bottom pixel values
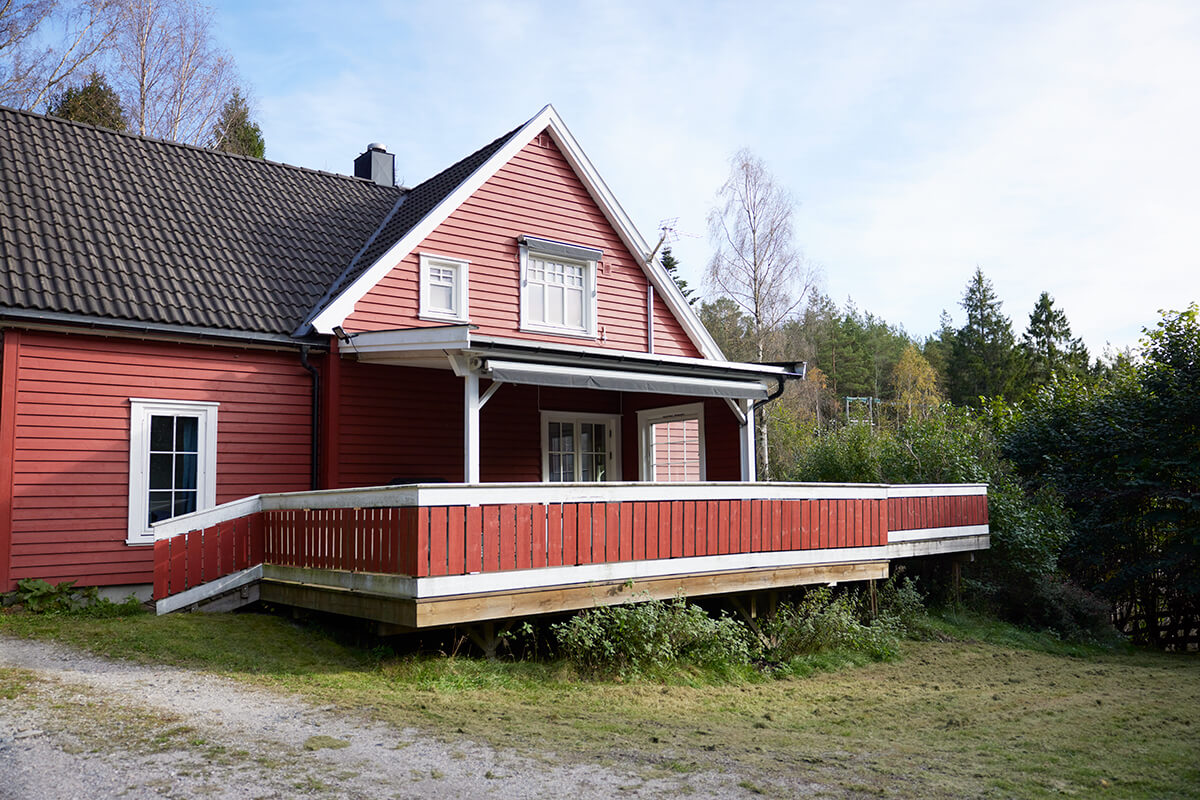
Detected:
left=2, top=577, right=142, bottom=617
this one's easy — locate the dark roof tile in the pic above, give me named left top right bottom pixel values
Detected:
left=0, top=106, right=401, bottom=336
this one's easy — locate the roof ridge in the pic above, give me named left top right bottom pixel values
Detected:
left=0, top=102, right=401, bottom=192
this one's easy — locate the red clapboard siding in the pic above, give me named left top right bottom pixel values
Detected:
left=337, top=361, right=463, bottom=488
left=6, top=331, right=312, bottom=589
left=343, top=133, right=702, bottom=359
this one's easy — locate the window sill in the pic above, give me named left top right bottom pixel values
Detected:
left=419, top=311, right=470, bottom=325
left=519, top=323, right=597, bottom=341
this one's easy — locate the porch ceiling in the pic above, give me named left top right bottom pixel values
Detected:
left=341, top=325, right=787, bottom=400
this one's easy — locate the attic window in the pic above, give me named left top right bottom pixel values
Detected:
left=418, top=253, right=470, bottom=323
left=519, top=236, right=601, bottom=338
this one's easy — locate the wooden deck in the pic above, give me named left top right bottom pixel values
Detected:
left=151, top=482, right=989, bottom=627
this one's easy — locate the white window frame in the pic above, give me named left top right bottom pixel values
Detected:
left=127, top=399, right=218, bottom=545
left=418, top=252, right=470, bottom=323
left=540, top=410, right=621, bottom=482
left=637, top=402, right=706, bottom=482
left=519, top=237, right=599, bottom=338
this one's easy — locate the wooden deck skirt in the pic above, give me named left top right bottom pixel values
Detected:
left=151, top=482, right=989, bottom=627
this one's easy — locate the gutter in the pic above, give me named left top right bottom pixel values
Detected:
left=0, top=307, right=325, bottom=350
left=751, top=361, right=808, bottom=418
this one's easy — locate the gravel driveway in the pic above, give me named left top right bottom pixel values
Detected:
left=0, top=635, right=767, bottom=799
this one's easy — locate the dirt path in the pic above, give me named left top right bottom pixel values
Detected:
left=0, top=636, right=773, bottom=799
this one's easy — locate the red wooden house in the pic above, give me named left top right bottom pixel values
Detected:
left=0, top=104, right=988, bottom=629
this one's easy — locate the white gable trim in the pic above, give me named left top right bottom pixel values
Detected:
left=308, top=105, right=723, bottom=360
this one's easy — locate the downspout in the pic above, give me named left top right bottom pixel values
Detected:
left=298, top=345, right=320, bottom=491
left=751, top=362, right=807, bottom=417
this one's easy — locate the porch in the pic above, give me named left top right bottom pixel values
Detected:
left=151, top=481, right=989, bottom=630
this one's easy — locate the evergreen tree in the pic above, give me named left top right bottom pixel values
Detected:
left=46, top=71, right=127, bottom=132
left=921, top=310, right=956, bottom=390
left=1022, top=291, right=1089, bottom=389
left=947, top=268, right=1023, bottom=405
left=210, top=88, right=264, bottom=158
left=660, top=247, right=697, bottom=305
left=699, top=297, right=756, bottom=361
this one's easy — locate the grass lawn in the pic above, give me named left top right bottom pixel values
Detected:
left=1, top=607, right=1196, bottom=798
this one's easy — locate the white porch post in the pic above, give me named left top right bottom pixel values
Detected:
left=464, top=371, right=481, bottom=483
left=739, top=398, right=756, bottom=482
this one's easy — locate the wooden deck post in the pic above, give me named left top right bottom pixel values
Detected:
left=738, top=398, right=756, bottom=482
left=464, top=370, right=480, bottom=483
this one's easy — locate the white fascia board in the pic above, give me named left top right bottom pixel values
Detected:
left=888, top=484, right=989, bottom=497
left=413, top=533, right=989, bottom=599
left=399, top=481, right=893, bottom=505
left=469, top=334, right=787, bottom=378
left=309, top=106, right=559, bottom=335
left=348, top=325, right=474, bottom=356
left=888, top=524, right=989, bottom=542
left=540, top=108, right=723, bottom=360
left=482, top=359, right=771, bottom=400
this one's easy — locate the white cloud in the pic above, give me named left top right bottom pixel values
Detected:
left=213, top=0, right=1200, bottom=352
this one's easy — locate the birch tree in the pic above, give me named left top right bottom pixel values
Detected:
left=0, top=0, right=120, bottom=109
left=111, top=0, right=236, bottom=143
left=706, top=148, right=819, bottom=473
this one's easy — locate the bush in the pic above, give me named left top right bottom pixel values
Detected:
left=988, top=574, right=1118, bottom=644
left=553, top=595, right=750, bottom=678
left=755, top=586, right=903, bottom=665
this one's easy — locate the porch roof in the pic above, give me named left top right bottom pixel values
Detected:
left=340, top=325, right=791, bottom=400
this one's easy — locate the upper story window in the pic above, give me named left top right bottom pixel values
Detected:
left=127, top=399, right=218, bottom=545
left=520, top=236, right=601, bottom=338
left=419, top=253, right=470, bottom=323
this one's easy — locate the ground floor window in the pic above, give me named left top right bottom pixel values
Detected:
left=637, top=402, right=705, bottom=481
left=541, top=411, right=620, bottom=482
left=127, top=399, right=218, bottom=544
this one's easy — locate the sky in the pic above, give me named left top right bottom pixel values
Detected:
left=210, top=0, right=1199, bottom=356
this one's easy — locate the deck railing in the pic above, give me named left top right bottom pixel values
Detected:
left=152, top=482, right=988, bottom=602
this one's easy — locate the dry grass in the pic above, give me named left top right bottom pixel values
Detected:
left=2, top=608, right=1197, bottom=798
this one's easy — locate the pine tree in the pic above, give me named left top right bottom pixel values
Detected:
left=660, top=247, right=696, bottom=305
left=947, top=268, right=1023, bottom=404
left=46, top=71, right=128, bottom=132
left=210, top=89, right=265, bottom=158
left=1022, top=291, right=1089, bottom=389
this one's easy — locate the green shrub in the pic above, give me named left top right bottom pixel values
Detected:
left=874, top=574, right=929, bottom=635
left=755, top=586, right=902, bottom=665
left=988, top=574, right=1118, bottom=644
left=553, top=595, right=750, bottom=678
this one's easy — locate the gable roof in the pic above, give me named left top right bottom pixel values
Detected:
left=306, top=105, right=723, bottom=360
left=0, top=104, right=723, bottom=359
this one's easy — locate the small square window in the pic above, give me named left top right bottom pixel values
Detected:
left=419, top=253, right=469, bottom=322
